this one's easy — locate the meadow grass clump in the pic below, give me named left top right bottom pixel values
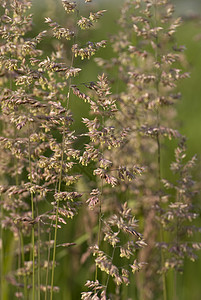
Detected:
left=95, top=0, right=201, bottom=299
left=0, top=0, right=145, bottom=299
left=0, top=0, right=200, bottom=300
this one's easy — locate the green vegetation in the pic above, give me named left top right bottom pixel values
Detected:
left=0, top=1, right=200, bottom=299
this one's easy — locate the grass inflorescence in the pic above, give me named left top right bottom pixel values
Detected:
left=0, top=0, right=200, bottom=299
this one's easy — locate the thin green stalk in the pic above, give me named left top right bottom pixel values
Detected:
left=95, top=191, right=102, bottom=282
left=156, top=107, right=167, bottom=300
left=31, top=196, right=35, bottom=298
left=105, top=246, right=116, bottom=293
left=50, top=7, right=78, bottom=290
left=20, top=232, right=28, bottom=299
left=153, top=2, right=167, bottom=299
left=156, top=67, right=167, bottom=300
left=28, top=122, right=35, bottom=300
left=15, top=128, right=23, bottom=297
left=17, top=234, right=21, bottom=297
left=173, top=269, right=178, bottom=300
left=156, top=86, right=167, bottom=300
left=159, top=214, right=167, bottom=300
left=44, top=225, right=52, bottom=300
left=50, top=137, right=64, bottom=300
left=95, top=116, right=105, bottom=283
left=37, top=205, right=41, bottom=300
left=173, top=191, right=179, bottom=300
left=0, top=199, right=3, bottom=300
left=0, top=102, right=4, bottom=299
left=50, top=9, right=80, bottom=293
left=66, top=7, right=79, bottom=111
left=50, top=200, right=59, bottom=300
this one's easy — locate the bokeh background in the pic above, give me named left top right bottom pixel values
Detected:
left=9, top=0, right=201, bottom=299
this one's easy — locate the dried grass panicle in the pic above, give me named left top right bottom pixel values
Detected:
left=75, top=72, right=145, bottom=298
left=0, top=0, right=111, bottom=297
left=0, top=0, right=143, bottom=298
left=95, top=0, right=200, bottom=299
left=0, top=0, right=200, bottom=299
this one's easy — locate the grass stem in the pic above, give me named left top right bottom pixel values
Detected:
left=0, top=200, right=3, bottom=300
left=153, top=1, right=167, bottom=298
left=20, top=232, right=28, bottom=299
left=37, top=206, right=41, bottom=300
left=28, top=122, right=35, bottom=299
left=50, top=132, right=64, bottom=300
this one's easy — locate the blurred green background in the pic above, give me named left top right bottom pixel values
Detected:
left=23, top=0, right=201, bottom=299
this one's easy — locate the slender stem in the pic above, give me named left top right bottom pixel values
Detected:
left=50, top=5, right=78, bottom=290
left=37, top=205, right=41, bottom=300
left=66, top=7, right=79, bottom=111
left=44, top=226, right=52, bottom=300
left=20, top=232, right=28, bottom=299
left=95, top=191, right=102, bottom=282
left=45, top=182, right=57, bottom=300
left=173, top=191, right=179, bottom=300
left=105, top=246, right=116, bottom=292
left=156, top=64, right=167, bottom=300
left=31, top=196, right=35, bottom=297
left=0, top=199, right=3, bottom=300
left=15, top=152, right=21, bottom=296
left=95, top=116, right=104, bottom=283
left=156, top=98, right=167, bottom=300
left=159, top=214, right=167, bottom=300
left=28, top=122, right=35, bottom=300
left=154, top=2, right=167, bottom=299
left=0, top=112, right=4, bottom=299
left=50, top=201, right=59, bottom=300
left=50, top=135, right=64, bottom=300
left=50, top=6, right=79, bottom=298
left=97, top=194, right=102, bottom=249
left=17, top=233, right=22, bottom=296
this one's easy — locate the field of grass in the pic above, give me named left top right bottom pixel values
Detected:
left=0, top=1, right=201, bottom=299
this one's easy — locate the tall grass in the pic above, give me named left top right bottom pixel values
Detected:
left=0, top=0, right=200, bottom=299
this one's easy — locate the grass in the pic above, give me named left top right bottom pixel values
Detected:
left=0, top=1, right=200, bottom=299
